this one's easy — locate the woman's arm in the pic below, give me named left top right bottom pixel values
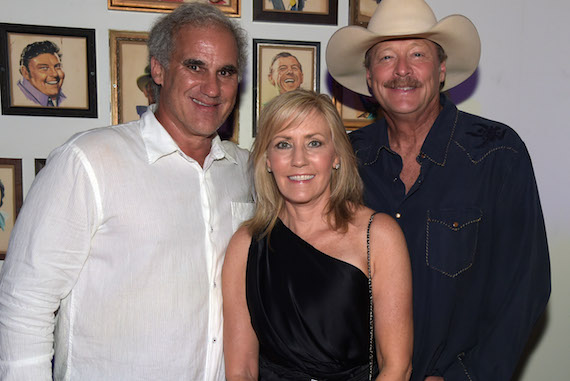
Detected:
left=369, top=214, right=413, bottom=381
left=222, top=226, right=259, bottom=381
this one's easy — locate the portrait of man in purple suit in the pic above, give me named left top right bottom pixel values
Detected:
left=17, top=40, right=66, bottom=107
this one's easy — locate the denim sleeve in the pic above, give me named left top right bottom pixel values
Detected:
left=443, top=144, right=551, bottom=381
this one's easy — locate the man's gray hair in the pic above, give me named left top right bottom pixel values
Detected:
left=147, top=2, right=248, bottom=101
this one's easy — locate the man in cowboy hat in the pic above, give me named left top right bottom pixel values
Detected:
left=326, top=0, right=550, bottom=380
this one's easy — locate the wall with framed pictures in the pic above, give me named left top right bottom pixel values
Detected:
left=0, top=5, right=569, bottom=381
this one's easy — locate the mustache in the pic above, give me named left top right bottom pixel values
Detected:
left=383, top=77, right=422, bottom=89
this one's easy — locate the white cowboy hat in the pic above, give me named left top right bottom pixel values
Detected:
left=326, top=0, right=481, bottom=96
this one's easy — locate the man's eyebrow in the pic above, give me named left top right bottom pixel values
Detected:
left=182, top=58, right=205, bottom=67
left=220, top=64, right=238, bottom=73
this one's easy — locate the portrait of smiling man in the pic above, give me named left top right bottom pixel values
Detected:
left=268, top=51, right=304, bottom=95
left=17, top=40, right=66, bottom=107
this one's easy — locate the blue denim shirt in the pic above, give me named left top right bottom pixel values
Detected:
left=350, top=95, right=550, bottom=381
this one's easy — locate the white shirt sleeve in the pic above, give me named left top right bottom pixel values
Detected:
left=0, top=142, right=100, bottom=380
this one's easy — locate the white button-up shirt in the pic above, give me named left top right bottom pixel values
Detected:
left=0, top=109, right=255, bottom=380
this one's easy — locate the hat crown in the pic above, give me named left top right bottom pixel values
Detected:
left=368, top=0, right=437, bottom=35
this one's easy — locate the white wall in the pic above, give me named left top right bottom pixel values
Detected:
left=1, top=1, right=568, bottom=379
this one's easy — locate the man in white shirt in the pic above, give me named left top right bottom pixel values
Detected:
left=0, top=4, right=254, bottom=380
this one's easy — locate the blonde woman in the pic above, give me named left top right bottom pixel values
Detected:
left=223, top=90, right=412, bottom=381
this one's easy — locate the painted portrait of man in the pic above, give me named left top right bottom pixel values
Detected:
left=267, top=51, right=304, bottom=95
left=17, top=40, right=66, bottom=107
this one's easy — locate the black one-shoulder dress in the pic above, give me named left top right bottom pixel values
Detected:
left=246, top=219, right=378, bottom=380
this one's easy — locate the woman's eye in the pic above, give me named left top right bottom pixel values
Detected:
left=308, top=140, right=322, bottom=148
left=276, top=141, right=291, bottom=149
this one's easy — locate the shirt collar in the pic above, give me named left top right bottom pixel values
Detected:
left=418, top=94, right=459, bottom=166
left=141, top=104, right=238, bottom=165
left=18, top=78, right=66, bottom=107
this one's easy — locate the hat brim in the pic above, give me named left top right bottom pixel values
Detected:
left=326, top=14, right=481, bottom=96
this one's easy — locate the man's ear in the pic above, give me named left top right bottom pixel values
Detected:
left=366, top=69, right=372, bottom=89
left=150, top=57, right=164, bottom=86
left=268, top=72, right=276, bottom=86
left=439, top=60, right=447, bottom=85
left=20, top=66, right=30, bottom=80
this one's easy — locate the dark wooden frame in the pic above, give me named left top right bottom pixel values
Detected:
left=253, top=38, right=320, bottom=135
left=0, top=23, right=97, bottom=118
left=253, top=0, right=338, bottom=25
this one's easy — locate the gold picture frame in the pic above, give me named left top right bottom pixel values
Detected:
left=331, top=79, right=381, bottom=131
left=350, top=0, right=380, bottom=27
left=108, top=0, right=240, bottom=17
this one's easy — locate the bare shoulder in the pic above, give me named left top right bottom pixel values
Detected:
left=353, top=206, right=407, bottom=258
left=224, top=226, right=253, bottom=266
left=354, top=206, right=401, bottom=236
left=229, top=225, right=253, bottom=248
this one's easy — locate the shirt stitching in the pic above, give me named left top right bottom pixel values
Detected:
left=425, top=211, right=480, bottom=278
left=422, top=109, right=459, bottom=167
left=453, top=140, right=519, bottom=164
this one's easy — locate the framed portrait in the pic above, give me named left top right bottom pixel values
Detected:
left=110, top=30, right=239, bottom=142
left=253, top=39, right=320, bottom=135
left=108, top=0, right=241, bottom=17
left=35, top=158, right=47, bottom=175
left=0, top=23, right=97, bottom=118
left=253, top=0, right=338, bottom=25
left=331, top=79, right=381, bottom=130
left=110, top=30, right=151, bottom=125
left=0, top=159, right=23, bottom=260
left=350, top=0, right=381, bottom=27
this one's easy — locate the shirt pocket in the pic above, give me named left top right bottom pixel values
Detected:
left=425, top=207, right=482, bottom=278
left=230, top=201, right=255, bottom=232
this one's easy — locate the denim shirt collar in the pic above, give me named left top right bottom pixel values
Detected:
left=354, top=94, right=459, bottom=167
left=418, top=94, right=459, bottom=167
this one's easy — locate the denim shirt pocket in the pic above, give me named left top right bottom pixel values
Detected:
left=230, top=201, right=255, bottom=232
left=425, top=207, right=482, bottom=278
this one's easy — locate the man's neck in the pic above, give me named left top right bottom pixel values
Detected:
left=384, top=101, right=442, bottom=153
left=384, top=101, right=443, bottom=194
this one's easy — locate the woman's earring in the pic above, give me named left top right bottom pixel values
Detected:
left=267, top=167, right=272, bottom=173
left=334, top=163, right=340, bottom=170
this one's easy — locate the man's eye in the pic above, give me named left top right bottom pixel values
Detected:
left=276, top=141, right=291, bottom=149
left=219, top=69, right=236, bottom=77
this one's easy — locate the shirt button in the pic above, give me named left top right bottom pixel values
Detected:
left=213, top=281, right=217, bottom=288
left=212, top=338, right=217, bottom=343
left=393, top=177, right=398, bottom=182
left=210, top=226, right=214, bottom=233
left=395, top=212, right=401, bottom=219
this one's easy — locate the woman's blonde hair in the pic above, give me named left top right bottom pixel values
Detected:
left=246, top=89, right=363, bottom=238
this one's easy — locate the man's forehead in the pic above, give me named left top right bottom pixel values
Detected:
left=372, top=37, right=436, bottom=51
left=275, top=56, right=300, bottom=66
left=172, top=24, right=238, bottom=60
left=31, top=53, right=61, bottom=63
